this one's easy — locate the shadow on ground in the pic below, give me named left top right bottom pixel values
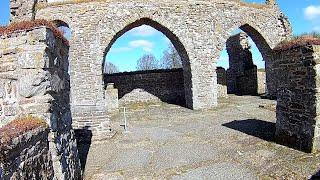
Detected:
left=75, top=128, right=92, bottom=171
left=222, top=119, right=276, bottom=142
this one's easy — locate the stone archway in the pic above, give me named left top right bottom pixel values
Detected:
left=216, top=22, right=286, bottom=100
left=102, top=18, right=193, bottom=109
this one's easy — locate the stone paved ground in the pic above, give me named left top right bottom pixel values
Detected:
left=82, top=95, right=320, bottom=179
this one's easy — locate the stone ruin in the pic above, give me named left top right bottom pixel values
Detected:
left=226, top=32, right=265, bottom=95
left=0, top=24, right=81, bottom=179
left=1, top=0, right=320, bottom=179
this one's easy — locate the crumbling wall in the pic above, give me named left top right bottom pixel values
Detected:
left=33, top=0, right=291, bottom=111
left=0, top=119, right=53, bottom=179
left=105, top=69, right=186, bottom=106
left=104, top=68, right=228, bottom=108
left=0, top=23, right=81, bottom=179
left=275, top=41, right=320, bottom=153
left=217, top=67, right=228, bottom=98
left=226, top=32, right=258, bottom=95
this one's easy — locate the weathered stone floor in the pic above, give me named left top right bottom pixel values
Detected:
left=82, top=95, right=320, bottom=179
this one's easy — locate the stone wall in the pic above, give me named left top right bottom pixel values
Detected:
left=257, top=70, right=266, bottom=94
left=217, top=67, right=228, bottom=98
left=105, top=68, right=229, bottom=108
left=274, top=42, right=320, bottom=153
left=31, top=0, right=292, bottom=111
left=0, top=25, right=81, bottom=179
left=105, top=69, right=186, bottom=106
left=0, top=124, right=53, bottom=179
left=226, top=32, right=258, bottom=95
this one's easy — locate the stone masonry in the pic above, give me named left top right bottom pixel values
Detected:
left=0, top=126, right=54, bottom=179
left=217, top=67, right=228, bottom=98
left=7, top=0, right=293, bottom=148
left=0, top=25, right=81, bottom=179
left=275, top=42, right=320, bottom=153
left=104, top=68, right=228, bottom=110
left=226, top=32, right=258, bottom=95
left=26, top=0, right=291, bottom=112
left=105, top=69, right=186, bottom=106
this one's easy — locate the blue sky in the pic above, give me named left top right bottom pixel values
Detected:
left=1, top=0, right=320, bottom=71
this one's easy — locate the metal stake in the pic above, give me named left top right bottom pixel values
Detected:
left=123, top=107, right=128, bottom=132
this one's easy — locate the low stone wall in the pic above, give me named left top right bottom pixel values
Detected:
left=237, top=66, right=258, bottom=95
left=257, top=71, right=266, bottom=94
left=104, top=68, right=229, bottom=107
left=217, top=67, right=228, bottom=98
left=0, top=118, right=53, bottom=179
left=0, top=23, right=81, bottom=179
left=104, top=69, right=186, bottom=106
left=274, top=40, right=320, bottom=153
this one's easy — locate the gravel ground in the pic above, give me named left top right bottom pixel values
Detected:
left=81, top=95, right=320, bottom=180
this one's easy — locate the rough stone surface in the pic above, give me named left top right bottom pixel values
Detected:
left=105, top=83, right=119, bottom=113
left=274, top=44, right=320, bottom=153
left=257, top=70, right=266, bottom=94
left=29, top=0, right=292, bottom=112
left=226, top=32, right=258, bottom=95
left=0, top=127, right=54, bottom=180
left=82, top=96, right=320, bottom=179
left=217, top=67, right=228, bottom=98
left=105, top=69, right=185, bottom=106
left=0, top=27, right=81, bottom=179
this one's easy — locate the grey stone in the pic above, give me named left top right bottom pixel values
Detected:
left=19, top=71, right=50, bottom=98
left=172, top=163, right=257, bottom=180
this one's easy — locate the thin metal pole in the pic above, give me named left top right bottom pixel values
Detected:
left=123, top=107, right=128, bottom=131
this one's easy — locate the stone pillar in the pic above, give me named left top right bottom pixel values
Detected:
left=226, top=32, right=258, bottom=95
left=105, top=83, right=119, bottom=113
left=0, top=24, right=81, bottom=179
left=275, top=43, right=320, bottom=153
left=188, top=49, right=217, bottom=110
left=69, top=26, right=115, bottom=140
left=217, top=67, right=228, bottom=98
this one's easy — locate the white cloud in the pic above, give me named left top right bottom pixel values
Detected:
left=129, top=25, right=158, bottom=37
left=129, top=40, right=154, bottom=52
left=109, top=47, right=132, bottom=53
left=304, top=5, right=320, bottom=20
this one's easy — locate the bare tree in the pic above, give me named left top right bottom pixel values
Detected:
left=136, top=54, right=159, bottom=71
left=104, top=62, right=119, bottom=74
left=160, top=44, right=182, bottom=69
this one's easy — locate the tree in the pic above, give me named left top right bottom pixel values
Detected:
left=136, top=54, right=159, bottom=71
left=160, top=44, right=182, bottom=69
left=104, top=62, right=119, bottom=74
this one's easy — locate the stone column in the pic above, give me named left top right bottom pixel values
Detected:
left=0, top=25, right=81, bottom=179
left=105, top=83, right=119, bottom=113
left=226, top=33, right=258, bottom=95
left=275, top=43, right=320, bottom=153
left=188, top=49, right=217, bottom=110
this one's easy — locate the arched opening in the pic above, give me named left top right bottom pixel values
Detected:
left=52, top=20, right=72, bottom=40
left=51, top=20, right=71, bottom=75
left=218, top=25, right=276, bottom=145
left=217, top=25, right=272, bottom=99
left=103, top=18, right=191, bottom=109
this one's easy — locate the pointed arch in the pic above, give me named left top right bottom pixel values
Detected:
left=103, top=18, right=190, bottom=71
left=239, top=23, right=272, bottom=60
left=102, top=17, right=193, bottom=108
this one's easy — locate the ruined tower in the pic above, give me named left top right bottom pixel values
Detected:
left=226, top=32, right=258, bottom=95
